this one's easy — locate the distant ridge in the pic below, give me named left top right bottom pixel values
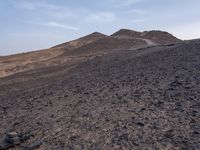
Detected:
left=112, top=29, right=142, bottom=37
left=112, top=29, right=182, bottom=45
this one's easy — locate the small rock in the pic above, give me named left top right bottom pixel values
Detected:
left=24, top=141, right=42, bottom=150
left=0, top=132, right=21, bottom=150
left=6, top=132, right=18, bottom=138
left=193, top=131, right=199, bottom=135
left=137, top=122, right=144, bottom=127
left=0, top=142, right=14, bottom=150
left=170, top=79, right=182, bottom=87
left=164, top=129, right=174, bottom=138
left=0, top=131, right=32, bottom=150
left=5, top=137, right=21, bottom=145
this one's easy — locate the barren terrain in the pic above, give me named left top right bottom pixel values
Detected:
left=0, top=30, right=199, bottom=150
left=0, top=30, right=181, bottom=78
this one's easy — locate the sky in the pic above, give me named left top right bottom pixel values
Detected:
left=0, top=0, right=200, bottom=56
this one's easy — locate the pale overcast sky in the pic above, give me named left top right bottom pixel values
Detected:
left=0, top=0, right=200, bottom=55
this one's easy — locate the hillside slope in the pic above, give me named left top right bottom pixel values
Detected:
left=0, top=29, right=166, bottom=77
left=0, top=29, right=182, bottom=78
left=0, top=39, right=199, bottom=149
left=0, top=32, right=107, bottom=78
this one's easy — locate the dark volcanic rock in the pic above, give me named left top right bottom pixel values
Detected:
left=0, top=132, right=20, bottom=149
left=0, top=39, right=200, bottom=149
left=0, top=131, right=32, bottom=150
left=23, top=140, right=42, bottom=150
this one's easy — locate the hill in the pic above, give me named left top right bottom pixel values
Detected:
left=0, top=34, right=199, bottom=149
left=112, top=29, right=182, bottom=45
left=0, top=32, right=107, bottom=78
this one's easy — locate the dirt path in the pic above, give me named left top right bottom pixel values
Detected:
left=112, top=35, right=157, bottom=46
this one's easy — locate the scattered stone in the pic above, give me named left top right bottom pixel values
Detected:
left=23, top=141, right=42, bottom=150
left=193, top=131, right=199, bottom=135
left=164, top=129, right=174, bottom=138
left=6, top=132, right=18, bottom=138
left=19, top=131, right=32, bottom=142
left=0, top=132, right=21, bottom=150
left=137, top=122, right=144, bottom=127
left=170, top=78, right=182, bottom=87
left=0, top=131, right=32, bottom=150
left=5, top=137, right=21, bottom=145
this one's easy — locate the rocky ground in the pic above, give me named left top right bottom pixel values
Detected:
left=0, top=39, right=200, bottom=149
